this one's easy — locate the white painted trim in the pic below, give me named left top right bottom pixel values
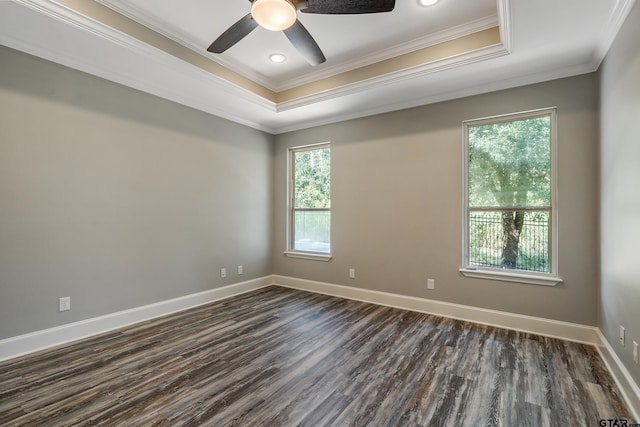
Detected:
left=4, top=273, right=637, bottom=418
left=459, top=109, right=560, bottom=288
left=8, top=0, right=507, bottom=118
left=93, top=0, right=276, bottom=91
left=596, top=329, right=640, bottom=421
left=272, top=63, right=597, bottom=134
left=276, top=43, right=509, bottom=112
left=283, top=251, right=332, bottom=262
left=593, top=0, right=637, bottom=69
left=93, top=0, right=499, bottom=93
left=275, top=15, right=500, bottom=91
left=4, top=0, right=619, bottom=135
left=0, top=276, right=272, bottom=362
left=272, top=275, right=598, bottom=344
left=496, top=0, right=512, bottom=53
left=0, top=30, right=276, bottom=133
left=7, top=0, right=277, bottom=132
left=459, top=268, right=562, bottom=286
left=271, top=275, right=640, bottom=418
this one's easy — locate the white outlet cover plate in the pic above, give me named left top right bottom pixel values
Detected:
left=59, top=297, right=70, bottom=312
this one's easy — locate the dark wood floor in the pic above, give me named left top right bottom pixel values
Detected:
left=0, top=286, right=634, bottom=426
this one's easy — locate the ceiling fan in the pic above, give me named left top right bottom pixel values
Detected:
left=207, top=0, right=396, bottom=66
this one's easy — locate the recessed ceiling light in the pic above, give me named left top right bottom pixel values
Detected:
left=418, top=0, right=439, bottom=6
left=269, top=53, right=287, bottom=63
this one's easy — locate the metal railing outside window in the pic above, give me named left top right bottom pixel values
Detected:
left=468, top=210, right=550, bottom=273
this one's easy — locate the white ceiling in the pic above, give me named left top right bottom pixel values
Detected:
left=0, top=0, right=635, bottom=134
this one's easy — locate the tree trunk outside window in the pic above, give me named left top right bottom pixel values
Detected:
left=501, top=210, right=525, bottom=268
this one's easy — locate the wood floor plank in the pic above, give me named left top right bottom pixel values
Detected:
left=0, top=286, right=635, bottom=426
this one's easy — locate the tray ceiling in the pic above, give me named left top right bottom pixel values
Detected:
left=0, top=0, right=635, bottom=133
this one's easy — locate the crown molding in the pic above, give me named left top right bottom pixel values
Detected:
left=496, top=0, right=512, bottom=53
left=276, top=42, right=508, bottom=112
left=93, top=0, right=501, bottom=93
left=274, top=14, right=500, bottom=91
left=6, top=0, right=509, bottom=120
left=3, top=0, right=632, bottom=136
left=6, top=0, right=277, bottom=131
left=272, top=60, right=598, bottom=134
left=593, top=0, right=637, bottom=69
left=93, top=0, right=279, bottom=91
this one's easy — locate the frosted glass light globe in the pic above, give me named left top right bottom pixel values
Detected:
left=251, top=0, right=297, bottom=31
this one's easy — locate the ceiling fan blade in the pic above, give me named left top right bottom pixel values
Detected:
left=300, top=0, right=395, bottom=14
left=207, top=13, right=258, bottom=53
left=283, top=19, right=326, bottom=66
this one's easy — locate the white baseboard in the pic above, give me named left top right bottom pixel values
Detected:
left=3, top=274, right=637, bottom=420
left=273, top=275, right=640, bottom=419
left=272, top=275, right=598, bottom=344
left=596, top=330, right=640, bottom=421
left=0, top=276, right=272, bottom=362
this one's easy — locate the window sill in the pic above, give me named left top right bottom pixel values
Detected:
left=284, top=251, right=332, bottom=262
left=459, top=267, right=562, bottom=286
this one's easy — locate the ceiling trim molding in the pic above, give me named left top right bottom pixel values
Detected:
left=9, top=1, right=508, bottom=114
left=93, top=0, right=278, bottom=91
left=1, top=0, right=509, bottom=135
left=276, top=41, right=508, bottom=112
left=593, top=0, right=636, bottom=69
left=3, top=0, right=630, bottom=136
left=92, top=0, right=501, bottom=93
left=51, top=0, right=276, bottom=100
left=273, top=62, right=599, bottom=134
left=6, top=0, right=277, bottom=130
left=496, top=0, right=512, bottom=53
left=274, top=14, right=500, bottom=91
left=0, top=28, right=276, bottom=133
left=11, top=0, right=281, bottom=116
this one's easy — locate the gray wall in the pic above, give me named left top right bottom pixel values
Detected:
left=0, top=41, right=606, bottom=340
left=0, top=46, right=274, bottom=339
left=273, top=74, right=599, bottom=325
left=599, top=2, right=640, bottom=384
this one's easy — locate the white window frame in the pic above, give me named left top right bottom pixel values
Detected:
left=460, top=108, right=562, bottom=286
left=284, top=142, right=332, bottom=261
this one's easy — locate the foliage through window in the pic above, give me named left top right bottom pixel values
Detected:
left=289, top=143, right=330, bottom=254
left=464, top=109, right=557, bottom=276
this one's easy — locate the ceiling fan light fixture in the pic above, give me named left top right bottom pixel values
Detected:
left=418, top=0, right=439, bottom=6
left=251, top=0, right=297, bottom=31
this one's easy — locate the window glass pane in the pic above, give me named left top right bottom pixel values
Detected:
left=294, top=147, right=331, bottom=209
left=294, top=210, right=330, bottom=253
left=468, top=116, right=551, bottom=208
left=469, top=210, right=550, bottom=272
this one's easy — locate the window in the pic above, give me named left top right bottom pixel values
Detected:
left=461, top=109, right=561, bottom=285
left=285, top=143, right=331, bottom=261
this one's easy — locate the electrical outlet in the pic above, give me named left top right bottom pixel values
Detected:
left=220, top=268, right=227, bottom=278
left=59, top=296, right=71, bottom=312
left=634, top=341, right=639, bottom=364
left=620, top=326, right=625, bottom=346
left=237, top=265, right=243, bottom=275
left=349, top=268, right=355, bottom=279
left=427, top=278, right=435, bottom=290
